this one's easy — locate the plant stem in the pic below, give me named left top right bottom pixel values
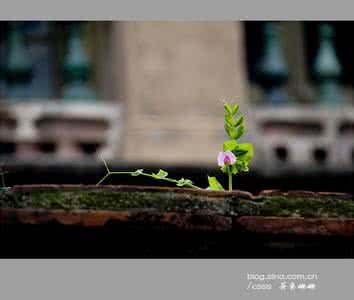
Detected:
left=228, top=170, right=232, bottom=191
left=1, top=174, right=5, bottom=188
left=0, top=168, right=6, bottom=189
left=97, top=171, right=202, bottom=190
left=96, top=173, right=111, bottom=186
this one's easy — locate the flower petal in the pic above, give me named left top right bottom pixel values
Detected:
left=224, top=151, right=236, bottom=165
left=217, top=152, right=225, bottom=166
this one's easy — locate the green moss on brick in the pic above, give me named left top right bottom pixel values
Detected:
left=1, top=189, right=232, bottom=214
left=1, top=188, right=354, bottom=219
left=233, top=196, right=354, bottom=218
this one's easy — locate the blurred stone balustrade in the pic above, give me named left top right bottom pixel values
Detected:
left=0, top=101, right=122, bottom=161
left=251, top=106, right=354, bottom=175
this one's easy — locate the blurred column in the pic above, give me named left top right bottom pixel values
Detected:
left=314, top=24, right=344, bottom=105
left=4, top=22, right=33, bottom=100
left=118, top=21, right=250, bottom=165
left=62, top=22, right=96, bottom=100
left=257, top=22, right=290, bottom=105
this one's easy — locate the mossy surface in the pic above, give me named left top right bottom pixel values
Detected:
left=0, top=189, right=233, bottom=214
left=1, top=188, right=354, bottom=218
left=235, top=197, right=354, bottom=218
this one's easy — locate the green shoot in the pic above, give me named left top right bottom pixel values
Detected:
left=213, top=100, right=254, bottom=191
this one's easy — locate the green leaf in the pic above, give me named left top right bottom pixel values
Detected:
left=243, top=165, right=249, bottom=172
left=230, top=165, right=238, bottom=175
left=235, top=143, right=254, bottom=162
left=224, top=114, right=235, bottom=126
left=221, top=165, right=228, bottom=173
left=224, top=124, right=234, bottom=139
left=207, top=176, right=224, bottom=190
left=156, top=169, right=168, bottom=178
left=131, top=169, right=144, bottom=176
left=223, top=102, right=233, bottom=115
left=223, top=139, right=238, bottom=151
left=234, top=115, right=244, bottom=127
left=234, top=124, right=246, bottom=139
left=231, top=104, right=240, bottom=115
left=235, top=160, right=249, bottom=172
left=176, top=178, right=193, bottom=187
left=234, top=149, right=248, bottom=156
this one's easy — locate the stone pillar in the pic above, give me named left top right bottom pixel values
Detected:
left=114, top=21, right=249, bottom=165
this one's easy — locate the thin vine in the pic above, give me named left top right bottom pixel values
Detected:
left=97, top=158, right=202, bottom=189
left=0, top=165, right=9, bottom=191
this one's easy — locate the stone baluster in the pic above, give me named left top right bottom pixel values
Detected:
left=4, top=22, right=33, bottom=100
left=62, top=22, right=96, bottom=100
left=257, top=22, right=290, bottom=105
left=314, top=24, right=344, bottom=105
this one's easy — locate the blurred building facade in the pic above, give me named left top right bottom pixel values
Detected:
left=0, top=21, right=353, bottom=176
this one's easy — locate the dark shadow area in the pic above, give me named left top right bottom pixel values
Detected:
left=1, top=222, right=353, bottom=258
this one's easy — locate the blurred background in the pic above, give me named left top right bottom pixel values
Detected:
left=0, top=21, right=353, bottom=193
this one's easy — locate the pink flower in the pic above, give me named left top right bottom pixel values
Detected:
left=217, top=151, right=236, bottom=167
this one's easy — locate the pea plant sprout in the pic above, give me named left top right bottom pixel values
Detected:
left=0, top=164, right=9, bottom=191
left=97, top=100, right=253, bottom=191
